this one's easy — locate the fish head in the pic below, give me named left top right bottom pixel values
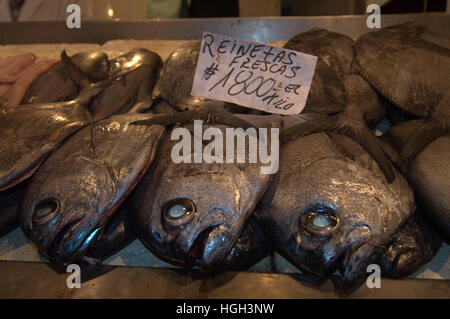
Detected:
left=138, top=124, right=272, bottom=270
left=21, top=155, right=117, bottom=265
left=20, top=114, right=165, bottom=265
left=257, top=131, right=414, bottom=286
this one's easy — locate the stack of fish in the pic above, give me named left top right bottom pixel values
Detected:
left=0, top=22, right=448, bottom=291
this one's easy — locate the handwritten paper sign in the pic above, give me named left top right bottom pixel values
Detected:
left=191, top=32, right=318, bottom=115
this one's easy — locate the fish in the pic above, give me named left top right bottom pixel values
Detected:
left=20, top=114, right=165, bottom=265
left=22, top=51, right=109, bottom=105
left=283, top=31, right=347, bottom=115
left=152, top=41, right=207, bottom=111
left=283, top=30, right=391, bottom=181
left=352, top=22, right=450, bottom=160
left=151, top=42, right=249, bottom=114
left=381, top=120, right=450, bottom=238
left=220, top=217, right=272, bottom=271
left=89, top=49, right=163, bottom=119
left=133, top=116, right=274, bottom=270
left=378, top=205, right=443, bottom=278
left=255, top=114, right=415, bottom=288
left=284, top=28, right=355, bottom=82
left=85, top=197, right=137, bottom=262
left=0, top=50, right=145, bottom=192
left=0, top=99, right=92, bottom=192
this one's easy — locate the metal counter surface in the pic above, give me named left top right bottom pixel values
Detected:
left=0, top=260, right=449, bottom=298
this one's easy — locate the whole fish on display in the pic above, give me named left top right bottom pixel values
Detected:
left=255, top=114, right=415, bottom=289
left=20, top=114, right=165, bottom=265
left=352, top=22, right=450, bottom=161
left=132, top=110, right=275, bottom=270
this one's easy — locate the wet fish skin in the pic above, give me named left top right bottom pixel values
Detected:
left=89, top=49, right=163, bottom=119
left=86, top=197, right=137, bottom=261
left=152, top=41, right=207, bottom=111
left=135, top=123, right=272, bottom=271
left=352, top=22, right=450, bottom=118
left=284, top=28, right=355, bottom=82
left=283, top=31, right=347, bottom=115
left=152, top=42, right=249, bottom=114
left=378, top=206, right=443, bottom=278
left=382, top=121, right=450, bottom=238
left=342, top=74, right=386, bottom=127
left=0, top=101, right=92, bottom=192
left=220, top=217, right=273, bottom=271
left=283, top=29, right=390, bottom=179
left=255, top=114, right=415, bottom=287
left=0, top=49, right=150, bottom=193
left=22, top=51, right=109, bottom=105
left=20, top=114, right=165, bottom=265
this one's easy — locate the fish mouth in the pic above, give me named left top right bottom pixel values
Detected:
left=46, top=218, right=102, bottom=266
left=186, top=224, right=232, bottom=270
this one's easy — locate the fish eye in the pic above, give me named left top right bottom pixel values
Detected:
left=162, top=198, right=196, bottom=227
left=300, top=205, right=338, bottom=239
left=33, top=199, right=60, bottom=224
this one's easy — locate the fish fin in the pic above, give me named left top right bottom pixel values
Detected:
left=197, top=101, right=255, bottom=129
left=61, top=50, right=145, bottom=107
left=131, top=101, right=255, bottom=129
left=280, top=115, right=337, bottom=143
left=341, top=118, right=395, bottom=183
left=280, top=112, right=395, bottom=183
left=60, top=50, right=93, bottom=88
left=400, top=117, right=449, bottom=163
left=377, top=135, right=402, bottom=168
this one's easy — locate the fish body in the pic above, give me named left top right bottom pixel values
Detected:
left=20, top=114, right=165, bottom=265
left=382, top=121, right=450, bottom=238
left=22, top=51, right=109, bottom=105
left=283, top=30, right=348, bottom=115
left=0, top=101, right=92, bottom=191
left=135, top=121, right=274, bottom=270
left=352, top=22, right=450, bottom=118
left=284, top=28, right=355, bottom=82
left=89, top=49, right=163, bottom=118
left=86, top=197, right=137, bottom=261
left=152, top=41, right=207, bottom=111
left=255, top=114, right=415, bottom=287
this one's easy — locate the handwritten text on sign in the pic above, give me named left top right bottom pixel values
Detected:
left=191, top=32, right=318, bottom=115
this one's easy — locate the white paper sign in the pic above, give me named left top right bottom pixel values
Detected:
left=191, top=32, right=318, bottom=115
